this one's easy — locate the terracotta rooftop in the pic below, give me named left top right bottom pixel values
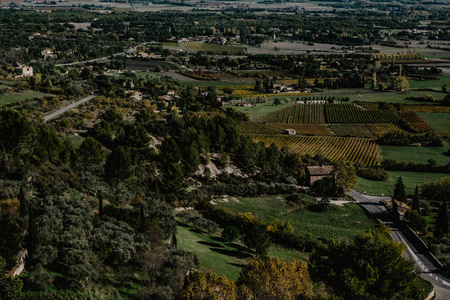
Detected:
left=306, top=165, right=334, bottom=176
left=394, top=200, right=410, bottom=216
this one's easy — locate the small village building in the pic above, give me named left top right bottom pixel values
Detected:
left=161, top=95, right=173, bottom=102
left=285, top=128, right=296, bottom=135
left=128, top=90, right=142, bottom=101
left=305, top=165, right=334, bottom=186
left=392, top=200, right=410, bottom=221
left=14, top=63, right=33, bottom=78
left=41, top=49, right=57, bottom=60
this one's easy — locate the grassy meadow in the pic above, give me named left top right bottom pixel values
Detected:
left=417, top=112, right=450, bottom=133
left=226, top=97, right=298, bottom=120
left=408, top=75, right=450, bottom=90
left=380, top=145, right=449, bottom=165
left=0, top=90, right=51, bottom=107
left=215, top=195, right=374, bottom=241
left=176, top=224, right=308, bottom=281
left=356, top=171, right=449, bottom=196
left=322, top=89, right=445, bottom=104
left=176, top=225, right=244, bottom=281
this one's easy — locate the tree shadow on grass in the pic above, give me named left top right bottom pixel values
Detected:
left=211, top=236, right=226, bottom=243
left=227, top=243, right=247, bottom=252
left=198, top=241, right=222, bottom=248
left=209, top=247, right=250, bottom=260
left=227, top=262, right=246, bottom=268
left=190, top=228, right=205, bottom=234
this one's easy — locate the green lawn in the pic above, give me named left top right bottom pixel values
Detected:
left=0, top=80, right=16, bottom=86
left=417, top=112, right=450, bottom=133
left=380, top=145, right=449, bottom=165
left=176, top=225, right=244, bottom=281
left=267, top=249, right=309, bottom=263
left=216, top=195, right=374, bottom=240
left=176, top=224, right=309, bottom=281
left=225, top=98, right=297, bottom=121
left=408, top=76, right=450, bottom=91
left=356, top=171, right=449, bottom=196
left=321, top=90, right=446, bottom=104
left=0, top=90, right=51, bottom=107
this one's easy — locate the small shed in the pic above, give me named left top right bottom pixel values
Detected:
left=285, top=128, right=296, bottom=135
left=306, top=165, right=334, bottom=186
left=393, top=200, right=410, bottom=221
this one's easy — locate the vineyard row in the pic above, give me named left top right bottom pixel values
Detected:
left=252, top=135, right=380, bottom=167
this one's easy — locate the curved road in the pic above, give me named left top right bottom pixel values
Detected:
left=44, top=94, right=98, bottom=122
left=348, top=190, right=450, bottom=298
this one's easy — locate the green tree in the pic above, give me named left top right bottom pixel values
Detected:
left=412, top=185, right=420, bottom=211
left=434, top=199, right=449, bottom=238
left=391, top=75, right=409, bottom=91
left=0, top=257, right=23, bottom=300
left=222, top=226, right=241, bottom=246
left=273, top=98, right=281, bottom=105
left=19, top=185, right=27, bottom=218
left=237, top=257, right=313, bottom=300
left=421, top=177, right=450, bottom=201
left=333, top=159, right=358, bottom=194
left=243, top=226, right=271, bottom=258
left=0, top=109, right=34, bottom=154
left=163, top=163, right=185, bottom=192
left=394, top=176, right=407, bottom=203
left=104, top=146, right=132, bottom=180
left=310, top=226, right=422, bottom=299
left=0, top=214, right=23, bottom=269
left=183, top=142, right=200, bottom=174
left=297, top=76, right=308, bottom=89
left=178, top=271, right=237, bottom=300
left=77, top=136, right=106, bottom=168
left=159, top=138, right=181, bottom=164
left=405, top=210, right=427, bottom=233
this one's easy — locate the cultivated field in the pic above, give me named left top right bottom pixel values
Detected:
left=417, top=112, right=450, bottom=133
left=269, top=123, right=333, bottom=136
left=399, top=111, right=433, bottom=132
left=329, top=124, right=401, bottom=138
left=238, top=121, right=283, bottom=135
left=258, top=103, right=401, bottom=124
left=259, top=104, right=325, bottom=124
left=252, top=135, right=380, bottom=166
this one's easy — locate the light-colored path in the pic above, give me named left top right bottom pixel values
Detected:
left=43, top=94, right=98, bottom=122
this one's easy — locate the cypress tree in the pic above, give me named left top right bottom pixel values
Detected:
left=393, top=177, right=407, bottom=203
left=19, top=185, right=27, bottom=217
left=412, top=185, right=420, bottom=211
left=434, top=198, right=449, bottom=239
left=139, top=204, right=146, bottom=233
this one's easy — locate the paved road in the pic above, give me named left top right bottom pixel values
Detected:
left=43, top=94, right=98, bottom=122
left=348, top=190, right=450, bottom=297
left=55, top=44, right=145, bottom=67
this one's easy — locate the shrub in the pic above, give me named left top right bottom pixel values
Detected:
left=357, top=167, right=389, bottom=181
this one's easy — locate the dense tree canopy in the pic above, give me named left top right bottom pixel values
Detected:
left=310, top=226, right=425, bottom=299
